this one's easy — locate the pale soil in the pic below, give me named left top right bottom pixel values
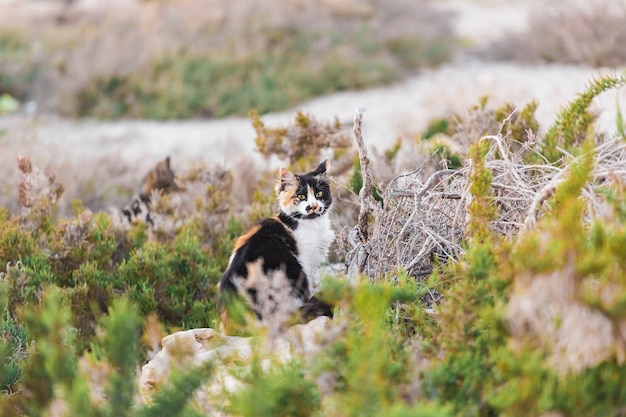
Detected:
left=1, top=0, right=625, bottom=215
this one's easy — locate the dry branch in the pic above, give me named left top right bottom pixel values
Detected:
left=341, top=123, right=626, bottom=282
left=354, top=107, right=373, bottom=244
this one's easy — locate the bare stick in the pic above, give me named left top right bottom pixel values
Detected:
left=354, top=107, right=372, bottom=243
left=390, top=169, right=461, bottom=199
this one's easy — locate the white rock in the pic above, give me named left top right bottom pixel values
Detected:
left=139, top=316, right=334, bottom=408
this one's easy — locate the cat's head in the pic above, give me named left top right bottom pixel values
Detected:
left=277, top=159, right=332, bottom=219
left=139, top=156, right=183, bottom=201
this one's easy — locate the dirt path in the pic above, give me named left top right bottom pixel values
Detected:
left=2, top=62, right=616, bottom=164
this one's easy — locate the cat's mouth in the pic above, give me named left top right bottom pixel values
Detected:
left=291, top=205, right=325, bottom=219
left=305, top=204, right=325, bottom=216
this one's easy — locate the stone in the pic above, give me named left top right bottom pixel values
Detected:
left=139, top=316, right=335, bottom=411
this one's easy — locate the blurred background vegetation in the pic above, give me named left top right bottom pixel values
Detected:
left=0, top=0, right=455, bottom=119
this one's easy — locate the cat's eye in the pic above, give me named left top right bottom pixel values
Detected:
left=297, top=194, right=306, bottom=200
left=315, top=191, right=323, bottom=198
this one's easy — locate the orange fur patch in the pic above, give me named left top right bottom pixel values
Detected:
left=233, top=225, right=262, bottom=253
left=279, top=184, right=298, bottom=209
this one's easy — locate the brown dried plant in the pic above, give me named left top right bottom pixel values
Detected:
left=252, top=110, right=353, bottom=167
left=342, top=109, right=626, bottom=283
left=146, top=161, right=233, bottom=247
left=16, top=155, right=64, bottom=231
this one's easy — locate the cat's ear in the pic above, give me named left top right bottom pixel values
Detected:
left=277, top=167, right=297, bottom=192
left=311, top=159, right=330, bottom=177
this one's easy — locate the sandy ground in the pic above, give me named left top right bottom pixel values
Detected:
left=1, top=0, right=625, bottom=213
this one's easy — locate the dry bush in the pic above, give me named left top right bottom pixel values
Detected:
left=0, top=136, right=155, bottom=219
left=342, top=112, right=626, bottom=282
left=16, top=155, right=64, bottom=230
left=485, top=0, right=626, bottom=67
left=252, top=110, right=353, bottom=167
left=147, top=161, right=233, bottom=247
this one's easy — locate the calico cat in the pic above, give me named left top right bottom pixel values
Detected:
left=120, top=156, right=183, bottom=225
left=219, top=159, right=335, bottom=330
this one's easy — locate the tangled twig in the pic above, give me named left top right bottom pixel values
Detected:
left=342, top=120, right=626, bottom=282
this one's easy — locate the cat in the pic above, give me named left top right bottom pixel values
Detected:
left=119, top=156, right=183, bottom=226
left=219, top=159, right=335, bottom=331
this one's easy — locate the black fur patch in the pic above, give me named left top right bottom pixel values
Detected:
left=220, top=160, right=335, bottom=329
left=219, top=217, right=309, bottom=318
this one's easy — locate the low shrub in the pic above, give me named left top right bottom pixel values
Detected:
left=2, top=74, right=626, bottom=415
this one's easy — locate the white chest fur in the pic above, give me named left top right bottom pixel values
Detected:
left=292, top=214, right=334, bottom=294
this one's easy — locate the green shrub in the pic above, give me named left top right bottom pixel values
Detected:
left=119, top=225, right=226, bottom=330
left=422, top=117, right=450, bottom=140
left=227, top=360, right=321, bottom=417
left=541, top=72, right=626, bottom=162
left=348, top=159, right=383, bottom=203
left=0, top=288, right=210, bottom=417
left=69, top=40, right=419, bottom=119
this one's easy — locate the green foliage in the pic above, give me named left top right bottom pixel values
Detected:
left=0, top=279, right=28, bottom=394
left=1, top=197, right=231, bottom=352
left=429, top=144, right=463, bottom=169
left=425, top=272, right=507, bottom=417
left=384, top=139, right=403, bottom=161
left=18, top=288, right=91, bottom=417
left=228, top=360, right=321, bottom=417
left=349, top=159, right=383, bottom=203
left=304, top=276, right=443, bottom=417
left=118, top=225, right=226, bottom=330
left=99, top=298, right=142, bottom=417
left=0, top=316, right=28, bottom=392
left=73, top=35, right=430, bottom=120
left=1, top=290, right=209, bottom=417
left=466, top=140, right=496, bottom=243
left=386, top=36, right=450, bottom=69
left=135, top=362, right=213, bottom=417
left=0, top=93, right=18, bottom=114
left=542, top=71, right=626, bottom=162
left=418, top=141, right=510, bottom=417
left=422, top=117, right=450, bottom=140
left=67, top=18, right=449, bottom=119
left=0, top=210, right=37, bottom=273
left=494, top=100, right=539, bottom=141
left=0, top=32, right=28, bottom=57
left=0, top=32, right=36, bottom=100
left=479, top=139, right=626, bottom=416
